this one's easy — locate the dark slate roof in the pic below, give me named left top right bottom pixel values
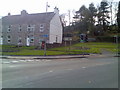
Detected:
left=2, top=12, right=55, bottom=25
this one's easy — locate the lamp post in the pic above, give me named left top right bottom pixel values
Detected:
left=114, top=35, right=118, bottom=56
left=42, top=34, right=48, bottom=56
left=44, top=40, right=46, bottom=56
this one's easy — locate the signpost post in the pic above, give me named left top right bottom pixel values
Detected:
left=64, top=37, right=72, bottom=50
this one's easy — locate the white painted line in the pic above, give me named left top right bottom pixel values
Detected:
left=82, top=67, right=86, bottom=69
left=88, top=80, right=92, bottom=83
left=49, top=70, right=53, bottom=72
left=19, top=60, right=25, bottom=62
left=67, top=69, right=73, bottom=71
left=46, top=60, right=51, bottom=62
left=2, top=62, right=10, bottom=64
left=82, top=58, right=88, bottom=60
left=35, top=60, right=40, bottom=61
left=11, top=61, right=19, bottom=63
left=27, top=60, right=34, bottom=62
left=9, top=66, right=15, bottom=67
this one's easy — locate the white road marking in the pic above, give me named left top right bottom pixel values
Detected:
left=67, top=69, right=73, bottom=70
left=2, top=62, right=10, bottom=64
left=82, top=67, right=86, bottom=69
left=81, top=58, right=88, bottom=60
left=88, top=80, right=92, bottom=83
left=46, top=60, right=51, bottom=62
left=35, top=60, right=40, bottom=62
left=11, top=61, right=19, bottom=63
left=49, top=70, right=53, bottom=72
left=9, top=65, right=16, bottom=68
left=19, top=60, right=26, bottom=62
left=27, top=60, right=34, bottom=62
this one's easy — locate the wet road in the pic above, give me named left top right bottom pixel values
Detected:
left=1, top=56, right=118, bottom=88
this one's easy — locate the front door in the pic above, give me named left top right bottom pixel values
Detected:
left=26, top=37, right=30, bottom=46
left=0, top=37, right=3, bottom=45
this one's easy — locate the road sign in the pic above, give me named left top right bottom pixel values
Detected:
left=64, top=37, right=72, bottom=41
left=42, top=34, right=48, bottom=37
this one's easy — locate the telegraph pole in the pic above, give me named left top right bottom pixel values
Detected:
left=68, top=10, right=71, bottom=26
left=46, top=2, right=50, bottom=13
left=110, top=1, right=113, bottom=25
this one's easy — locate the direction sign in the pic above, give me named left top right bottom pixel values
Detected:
left=42, top=34, right=48, bottom=37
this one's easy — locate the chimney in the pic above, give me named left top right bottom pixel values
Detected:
left=21, top=10, right=28, bottom=15
left=54, top=7, right=59, bottom=14
left=8, top=13, right=11, bottom=16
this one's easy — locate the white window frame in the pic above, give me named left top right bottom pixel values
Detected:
left=7, top=25, right=11, bottom=32
left=18, top=37, right=22, bottom=45
left=7, top=36, right=11, bottom=43
left=18, top=37, right=22, bottom=43
left=40, top=24, right=44, bottom=32
left=27, top=25, right=35, bottom=32
left=30, top=35, right=34, bottom=43
left=27, top=25, right=31, bottom=31
left=19, top=25, right=22, bottom=32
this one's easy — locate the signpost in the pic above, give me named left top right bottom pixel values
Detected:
left=114, top=35, right=118, bottom=56
left=64, top=37, right=72, bottom=50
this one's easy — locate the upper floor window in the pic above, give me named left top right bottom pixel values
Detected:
left=7, top=36, right=11, bottom=43
left=27, top=25, right=35, bottom=32
left=40, top=24, right=44, bottom=32
left=19, top=25, right=22, bottom=32
left=7, top=25, right=11, bottom=32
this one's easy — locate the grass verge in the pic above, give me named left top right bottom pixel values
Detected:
left=1, top=42, right=118, bottom=56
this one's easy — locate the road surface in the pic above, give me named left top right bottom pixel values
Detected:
left=1, top=56, right=118, bottom=88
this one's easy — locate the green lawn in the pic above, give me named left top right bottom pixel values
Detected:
left=1, top=42, right=119, bottom=56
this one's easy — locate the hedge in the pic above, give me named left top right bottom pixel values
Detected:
left=96, top=36, right=120, bottom=43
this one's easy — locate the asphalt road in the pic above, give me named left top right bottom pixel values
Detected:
left=1, top=56, right=118, bottom=88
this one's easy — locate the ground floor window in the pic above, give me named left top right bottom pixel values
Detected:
left=18, top=37, right=22, bottom=46
left=30, top=36, right=34, bottom=43
left=7, top=36, right=11, bottom=43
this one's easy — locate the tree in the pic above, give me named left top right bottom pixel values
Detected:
left=74, top=5, right=91, bottom=33
left=89, top=3, right=97, bottom=23
left=88, top=3, right=97, bottom=35
left=117, top=1, right=120, bottom=33
left=97, top=0, right=110, bottom=32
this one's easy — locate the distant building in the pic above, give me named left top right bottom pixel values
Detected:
left=2, top=7, right=63, bottom=46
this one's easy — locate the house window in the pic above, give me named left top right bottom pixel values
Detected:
left=27, top=25, right=35, bottom=31
left=19, top=25, right=22, bottom=31
left=39, top=39, right=44, bottom=43
left=18, top=37, right=22, bottom=45
left=27, top=25, right=31, bottom=31
left=7, top=36, right=11, bottom=43
left=0, top=36, right=3, bottom=45
left=18, top=37, right=22, bottom=43
left=40, top=24, right=44, bottom=32
left=30, top=35, right=34, bottom=43
left=7, top=25, right=11, bottom=32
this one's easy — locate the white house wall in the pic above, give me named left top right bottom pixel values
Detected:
left=49, top=14, right=62, bottom=44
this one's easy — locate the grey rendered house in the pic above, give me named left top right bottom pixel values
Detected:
left=2, top=7, right=63, bottom=46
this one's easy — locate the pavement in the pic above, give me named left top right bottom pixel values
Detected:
left=0, top=53, right=116, bottom=60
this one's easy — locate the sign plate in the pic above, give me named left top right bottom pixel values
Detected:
left=42, top=34, right=48, bottom=37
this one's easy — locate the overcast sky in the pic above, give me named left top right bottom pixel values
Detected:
left=0, top=0, right=119, bottom=16
left=0, top=0, right=119, bottom=24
